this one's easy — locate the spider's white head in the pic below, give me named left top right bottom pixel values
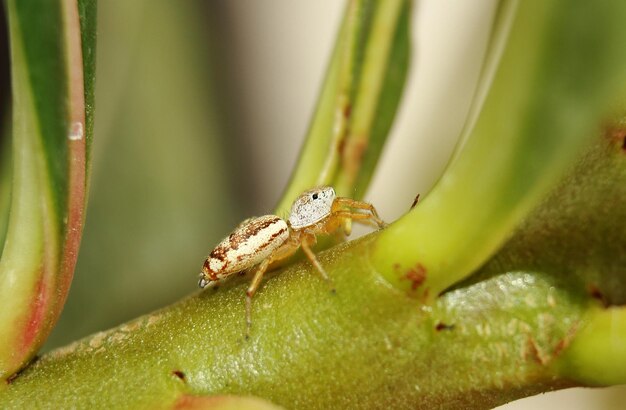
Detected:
left=288, top=186, right=336, bottom=229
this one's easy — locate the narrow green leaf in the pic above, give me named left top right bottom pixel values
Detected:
left=275, top=1, right=363, bottom=215
left=0, top=0, right=96, bottom=379
left=0, top=119, right=11, bottom=253
left=371, top=0, right=626, bottom=299
left=276, top=0, right=409, bottom=214
left=78, top=0, right=96, bottom=168
left=333, top=0, right=409, bottom=198
left=0, top=0, right=57, bottom=377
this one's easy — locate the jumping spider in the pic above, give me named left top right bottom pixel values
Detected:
left=198, top=186, right=386, bottom=334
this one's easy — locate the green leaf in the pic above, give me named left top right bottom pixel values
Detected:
left=0, top=0, right=96, bottom=379
left=558, top=307, right=626, bottom=386
left=0, top=119, right=11, bottom=254
left=276, top=0, right=409, bottom=214
left=371, top=0, right=626, bottom=299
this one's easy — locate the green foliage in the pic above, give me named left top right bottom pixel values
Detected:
left=276, top=0, right=409, bottom=213
left=0, top=0, right=95, bottom=379
left=2, top=129, right=625, bottom=408
left=1, top=0, right=626, bottom=409
left=373, top=0, right=626, bottom=299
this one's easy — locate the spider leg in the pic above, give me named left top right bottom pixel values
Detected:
left=333, top=197, right=387, bottom=228
left=301, top=235, right=335, bottom=292
left=244, top=238, right=300, bottom=337
left=245, top=258, right=271, bottom=337
left=331, top=210, right=387, bottom=230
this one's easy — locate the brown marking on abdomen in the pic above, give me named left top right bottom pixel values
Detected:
left=229, top=216, right=282, bottom=250
left=202, top=259, right=219, bottom=281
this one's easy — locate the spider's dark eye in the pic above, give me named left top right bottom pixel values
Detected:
left=312, top=193, right=319, bottom=200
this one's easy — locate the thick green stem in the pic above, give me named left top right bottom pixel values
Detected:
left=557, top=306, right=626, bottom=386
left=0, top=236, right=591, bottom=408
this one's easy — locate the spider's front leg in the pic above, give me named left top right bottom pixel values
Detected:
left=300, top=233, right=335, bottom=292
left=332, top=197, right=387, bottom=228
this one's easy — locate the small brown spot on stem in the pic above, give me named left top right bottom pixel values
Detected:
left=606, top=124, right=626, bottom=151
left=554, top=322, right=579, bottom=357
left=5, top=355, right=38, bottom=384
left=587, top=284, right=609, bottom=307
left=410, top=194, right=421, bottom=210
left=337, top=138, right=346, bottom=157
left=553, top=339, right=567, bottom=357
left=525, top=337, right=549, bottom=365
left=172, top=370, right=186, bottom=382
left=403, top=263, right=427, bottom=291
left=435, top=322, right=455, bottom=332
left=343, top=103, right=352, bottom=119
left=341, top=137, right=369, bottom=182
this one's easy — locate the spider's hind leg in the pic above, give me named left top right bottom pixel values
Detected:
left=245, top=258, right=271, bottom=337
left=244, top=239, right=300, bottom=338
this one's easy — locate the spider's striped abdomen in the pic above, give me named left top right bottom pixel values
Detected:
left=201, top=215, right=289, bottom=283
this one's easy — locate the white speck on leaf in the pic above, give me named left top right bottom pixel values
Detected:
left=68, top=121, right=83, bottom=141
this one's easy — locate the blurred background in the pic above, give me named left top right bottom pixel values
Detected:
left=29, top=0, right=625, bottom=408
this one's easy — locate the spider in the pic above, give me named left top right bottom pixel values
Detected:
left=198, top=186, right=386, bottom=334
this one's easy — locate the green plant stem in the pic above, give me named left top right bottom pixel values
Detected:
left=557, top=306, right=626, bottom=386
left=371, top=0, right=626, bottom=300
left=0, top=236, right=589, bottom=408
